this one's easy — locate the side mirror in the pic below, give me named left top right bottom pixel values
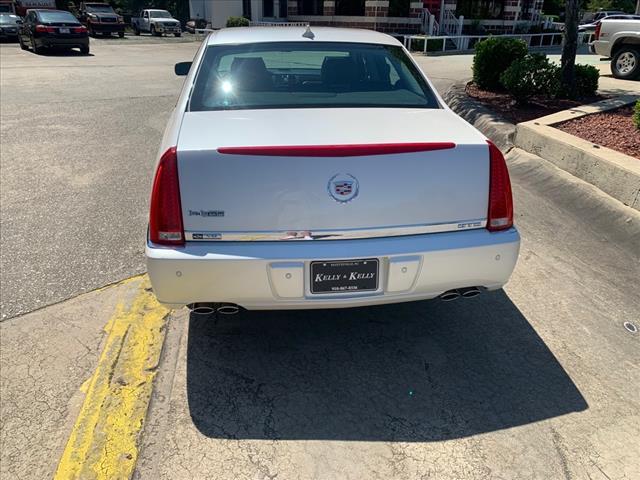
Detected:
left=174, top=61, right=191, bottom=76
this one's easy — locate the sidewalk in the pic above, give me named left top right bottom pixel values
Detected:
left=0, top=277, right=159, bottom=479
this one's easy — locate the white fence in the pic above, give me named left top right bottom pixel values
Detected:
left=441, top=9, right=464, bottom=37
left=422, top=7, right=464, bottom=37
left=248, top=21, right=309, bottom=27
left=421, top=8, right=439, bottom=35
left=403, top=31, right=595, bottom=54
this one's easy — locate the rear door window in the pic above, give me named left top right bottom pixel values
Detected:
left=190, top=42, right=439, bottom=111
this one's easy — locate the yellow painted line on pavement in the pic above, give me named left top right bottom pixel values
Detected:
left=54, top=276, right=170, bottom=480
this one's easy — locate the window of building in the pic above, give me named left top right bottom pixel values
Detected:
left=264, top=0, right=274, bottom=17
left=336, top=0, right=365, bottom=15
left=388, top=0, right=410, bottom=17
left=297, top=0, right=323, bottom=15
left=243, top=0, right=252, bottom=18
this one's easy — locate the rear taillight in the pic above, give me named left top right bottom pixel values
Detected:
left=149, top=147, right=184, bottom=246
left=486, top=141, right=513, bottom=232
left=594, top=22, right=601, bottom=40
left=73, top=26, right=87, bottom=33
left=35, top=24, right=55, bottom=33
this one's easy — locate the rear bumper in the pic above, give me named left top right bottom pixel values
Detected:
left=89, top=23, right=125, bottom=33
left=146, top=227, right=520, bottom=310
left=36, top=36, right=89, bottom=48
left=590, top=40, right=610, bottom=58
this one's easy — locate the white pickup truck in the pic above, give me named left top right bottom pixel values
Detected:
left=131, top=9, right=181, bottom=37
left=591, top=18, right=640, bottom=79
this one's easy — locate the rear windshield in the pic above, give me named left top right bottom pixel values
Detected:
left=150, top=10, right=172, bottom=18
left=38, top=11, right=79, bottom=23
left=189, top=42, right=439, bottom=111
left=86, top=4, right=115, bottom=12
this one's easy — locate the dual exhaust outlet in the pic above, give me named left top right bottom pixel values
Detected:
left=188, top=302, right=240, bottom=315
left=439, top=287, right=483, bottom=302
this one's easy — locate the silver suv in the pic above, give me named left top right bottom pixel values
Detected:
left=591, top=18, right=640, bottom=79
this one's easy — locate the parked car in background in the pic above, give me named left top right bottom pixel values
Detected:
left=13, top=0, right=56, bottom=17
left=591, top=18, right=640, bottom=79
left=0, top=0, right=15, bottom=14
left=580, top=14, right=640, bottom=33
left=185, top=18, right=206, bottom=34
left=18, top=9, right=88, bottom=54
left=146, top=27, right=520, bottom=312
left=77, top=2, right=124, bottom=37
left=0, top=12, right=21, bottom=40
left=131, top=9, right=181, bottom=37
left=581, top=10, right=626, bottom=24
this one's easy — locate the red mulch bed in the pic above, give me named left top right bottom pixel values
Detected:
left=465, top=82, right=606, bottom=124
left=555, top=106, right=640, bottom=159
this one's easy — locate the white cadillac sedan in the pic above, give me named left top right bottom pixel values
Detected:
left=146, top=27, right=520, bottom=313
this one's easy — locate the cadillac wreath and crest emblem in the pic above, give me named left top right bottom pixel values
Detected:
left=328, top=173, right=359, bottom=203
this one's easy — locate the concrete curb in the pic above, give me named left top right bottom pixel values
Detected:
left=515, top=96, right=640, bottom=211
left=443, top=82, right=640, bottom=211
left=442, top=82, right=516, bottom=151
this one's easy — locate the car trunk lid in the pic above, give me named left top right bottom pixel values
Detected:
left=176, top=108, right=490, bottom=240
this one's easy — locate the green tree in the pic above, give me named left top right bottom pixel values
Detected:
left=586, top=0, right=635, bottom=12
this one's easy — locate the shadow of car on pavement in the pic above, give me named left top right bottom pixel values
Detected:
left=186, top=289, right=587, bottom=441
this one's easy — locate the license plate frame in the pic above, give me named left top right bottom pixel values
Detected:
left=310, top=258, right=379, bottom=295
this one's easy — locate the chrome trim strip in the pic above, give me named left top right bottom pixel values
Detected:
left=185, top=219, right=486, bottom=241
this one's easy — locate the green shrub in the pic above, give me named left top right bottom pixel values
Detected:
left=226, top=16, right=250, bottom=27
left=500, top=53, right=559, bottom=104
left=473, top=37, right=528, bottom=91
left=555, top=63, right=600, bottom=99
left=574, top=64, right=599, bottom=98
left=634, top=100, right=640, bottom=130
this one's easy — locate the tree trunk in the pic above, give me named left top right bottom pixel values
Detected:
left=560, top=0, right=579, bottom=98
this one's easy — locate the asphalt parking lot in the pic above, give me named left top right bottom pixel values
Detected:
left=0, top=36, right=200, bottom=319
left=1, top=36, right=639, bottom=479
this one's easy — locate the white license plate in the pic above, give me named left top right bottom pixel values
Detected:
left=59, top=28, right=70, bottom=33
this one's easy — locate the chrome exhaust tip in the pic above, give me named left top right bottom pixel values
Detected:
left=217, top=304, right=240, bottom=315
left=460, top=287, right=482, bottom=298
left=440, top=289, right=461, bottom=302
left=188, top=303, right=217, bottom=315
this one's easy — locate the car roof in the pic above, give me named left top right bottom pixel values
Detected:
left=206, top=26, right=402, bottom=47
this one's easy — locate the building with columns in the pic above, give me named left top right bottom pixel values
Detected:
left=189, top=0, right=545, bottom=34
